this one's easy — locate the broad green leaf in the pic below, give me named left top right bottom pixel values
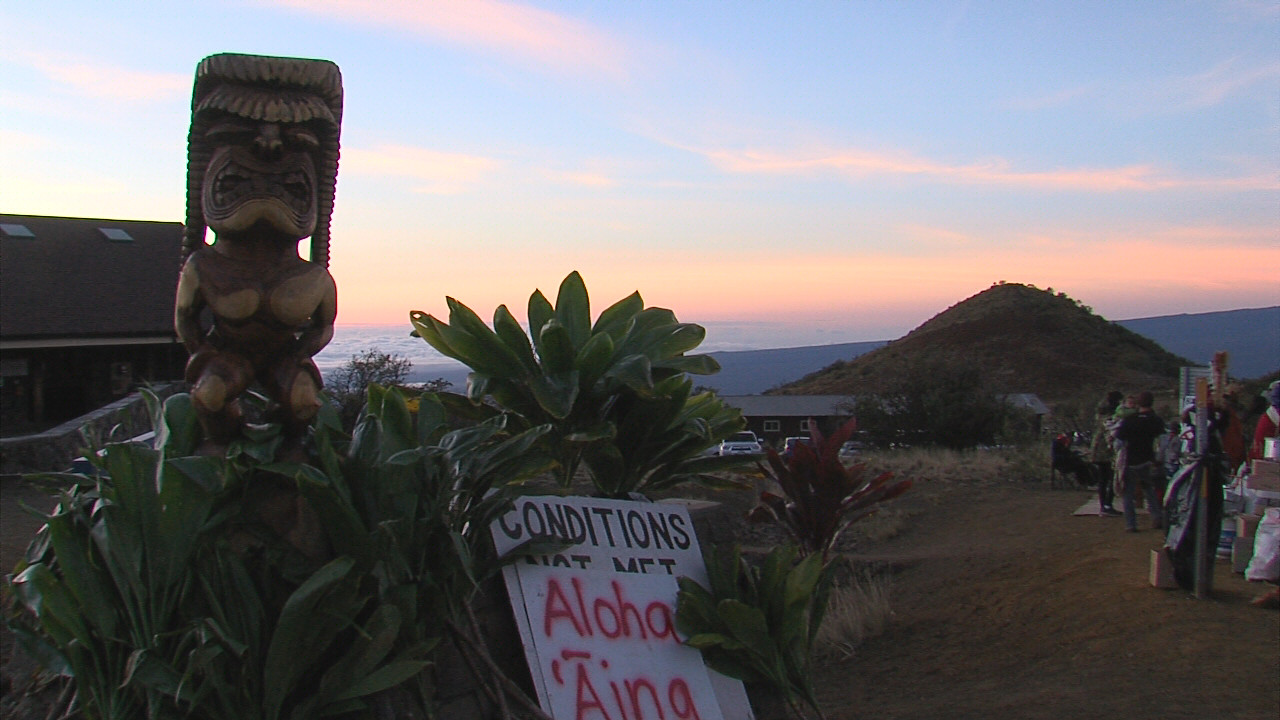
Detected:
left=535, top=320, right=576, bottom=375
left=574, top=332, right=615, bottom=386
left=265, top=557, right=361, bottom=720
left=493, top=304, right=540, bottom=374
left=42, top=512, right=117, bottom=636
left=409, top=311, right=449, bottom=353
left=646, top=323, right=707, bottom=360
left=607, top=354, right=654, bottom=394
left=656, top=353, right=721, bottom=376
left=415, top=392, right=448, bottom=444
left=717, top=599, right=776, bottom=663
left=156, top=393, right=200, bottom=457
left=554, top=271, right=591, bottom=351
left=529, top=372, right=579, bottom=420
left=447, top=296, right=528, bottom=379
left=332, top=660, right=431, bottom=703
left=592, top=290, right=644, bottom=340
left=527, top=290, right=554, bottom=345
left=683, top=632, right=741, bottom=650
left=12, top=564, right=93, bottom=648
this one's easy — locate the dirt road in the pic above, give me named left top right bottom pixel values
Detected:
left=815, top=479, right=1278, bottom=720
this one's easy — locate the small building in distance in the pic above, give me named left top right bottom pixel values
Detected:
left=719, top=394, right=854, bottom=448
left=1, top=214, right=187, bottom=435
left=721, top=392, right=1050, bottom=448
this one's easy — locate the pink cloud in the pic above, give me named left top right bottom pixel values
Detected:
left=270, top=0, right=625, bottom=77
left=695, top=144, right=1278, bottom=192
left=341, top=145, right=499, bottom=194
left=12, top=49, right=187, bottom=102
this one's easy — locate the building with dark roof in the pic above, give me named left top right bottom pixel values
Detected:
left=720, top=394, right=855, bottom=447
left=721, top=392, right=1048, bottom=448
left=1, top=214, right=187, bottom=433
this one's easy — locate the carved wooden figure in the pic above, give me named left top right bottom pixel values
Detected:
left=175, top=54, right=342, bottom=453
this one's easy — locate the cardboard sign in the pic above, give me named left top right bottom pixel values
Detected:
left=491, top=496, right=753, bottom=720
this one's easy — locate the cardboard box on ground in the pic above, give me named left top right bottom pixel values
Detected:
left=1232, top=537, right=1253, bottom=573
left=1247, top=460, right=1280, bottom=492
left=1236, top=513, right=1262, bottom=539
left=1149, top=549, right=1178, bottom=589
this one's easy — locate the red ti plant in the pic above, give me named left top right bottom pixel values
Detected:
left=749, top=419, right=911, bottom=562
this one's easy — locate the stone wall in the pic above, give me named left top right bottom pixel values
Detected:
left=0, top=383, right=182, bottom=474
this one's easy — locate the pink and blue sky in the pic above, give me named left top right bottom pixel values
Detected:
left=2, top=1, right=1277, bottom=343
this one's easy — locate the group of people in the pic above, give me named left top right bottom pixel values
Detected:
left=1088, top=390, right=1166, bottom=531
left=1084, top=381, right=1280, bottom=606
left=1086, top=381, right=1280, bottom=530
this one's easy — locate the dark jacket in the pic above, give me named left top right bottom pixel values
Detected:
left=1115, top=410, right=1165, bottom=466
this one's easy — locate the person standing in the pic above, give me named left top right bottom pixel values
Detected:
left=1089, top=390, right=1123, bottom=516
left=1114, top=391, right=1166, bottom=532
left=1250, top=381, right=1279, bottom=461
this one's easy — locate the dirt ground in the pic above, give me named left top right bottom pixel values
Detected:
left=2, top=475, right=1277, bottom=720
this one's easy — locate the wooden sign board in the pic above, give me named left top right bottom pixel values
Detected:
left=491, top=495, right=754, bottom=720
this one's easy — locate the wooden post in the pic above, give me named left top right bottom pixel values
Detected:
left=1193, top=377, right=1211, bottom=599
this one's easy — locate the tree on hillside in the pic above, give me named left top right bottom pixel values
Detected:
left=852, top=357, right=1013, bottom=449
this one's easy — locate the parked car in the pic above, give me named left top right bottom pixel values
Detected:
left=838, top=440, right=861, bottom=460
left=717, top=431, right=763, bottom=457
left=781, top=436, right=810, bottom=459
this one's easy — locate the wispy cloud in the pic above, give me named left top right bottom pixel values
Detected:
left=1163, top=57, right=1280, bottom=109
left=689, top=144, right=1278, bottom=192
left=268, top=0, right=625, bottom=77
left=543, top=170, right=617, bottom=188
left=341, top=144, right=500, bottom=194
left=9, top=49, right=187, bottom=102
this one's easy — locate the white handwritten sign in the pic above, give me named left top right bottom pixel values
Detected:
left=491, top=496, right=753, bottom=720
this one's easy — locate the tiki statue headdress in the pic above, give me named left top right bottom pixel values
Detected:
left=183, top=53, right=342, bottom=266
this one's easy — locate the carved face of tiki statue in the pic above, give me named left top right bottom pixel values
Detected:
left=184, top=53, right=342, bottom=261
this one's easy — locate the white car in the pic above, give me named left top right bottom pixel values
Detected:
left=838, top=440, right=862, bottom=460
left=718, top=431, right=763, bottom=457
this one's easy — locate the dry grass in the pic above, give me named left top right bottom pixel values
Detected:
left=814, top=570, right=893, bottom=661
left=857, top=444, right=1045, bottom=486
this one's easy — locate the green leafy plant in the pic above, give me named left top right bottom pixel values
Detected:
left=410, top=270, right=748, bottom=497
left=750, top=419, right=912, bottom=561
left=5, top=394, right=432, bottom=720
left=288, top=383, right=558, bottom=717
left=675, top=544, right=836, bottom=720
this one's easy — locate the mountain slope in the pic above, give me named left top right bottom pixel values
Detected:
left=702, top=341, right=887, bottom=395
left=775, top=283, right=1190, bottom=404
left=1117, top=307, right=1279, bottom=379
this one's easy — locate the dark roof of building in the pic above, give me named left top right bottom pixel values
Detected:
left=721, top=395, right=854, bottom=417
left=1, top=214, right=182, bottom=340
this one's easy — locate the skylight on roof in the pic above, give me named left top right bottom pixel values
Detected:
left=1, top=223, right=35, bottom=238
left=99, top=227, right=134, bottom=242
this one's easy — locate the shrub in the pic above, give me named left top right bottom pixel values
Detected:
left=6, top=387, right=554, bottom=719
left=326, top=348, right=413, bottom=428
left=676, top=545, right=836, bottom=720
left=749, top=419, right=911, bottom=562
left=410, top=271, right=749, bottom=498
left=853, top=357, right=1011, bottom=449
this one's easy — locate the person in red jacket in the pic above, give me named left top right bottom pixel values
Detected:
left=1250, top=381, right=1279, bottom=461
